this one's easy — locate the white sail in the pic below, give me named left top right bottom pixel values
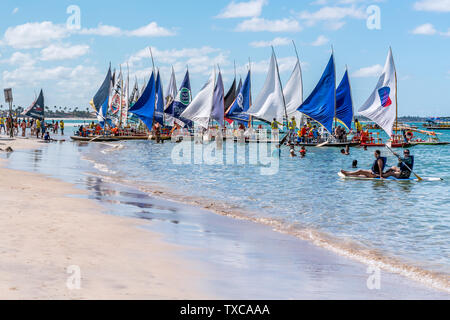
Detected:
left=180, top=70, right=215, bottom=129
left=247, top=50, right=285, bottom=124
left=165, top=67, right=178, bottom=126
left=358, top=48, right=397, bottom=137
left=284, top=60, right=304, bottom=128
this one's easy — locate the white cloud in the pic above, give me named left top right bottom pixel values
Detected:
left=4, top=52, right=35, bottom=67
left=3, top=21, right=69, bottom=49
left=79, top=24, right=121, bottom=36
left=236, top=17, right=302, bottom=32
left=414, top=0, right=450, bottom=12
left=12, top=8, right=19, bottom=14
left=250, top=37, right=291, bottom=47
left=80, top=22, right=175, bottom=37
left=297, top=6, right=366, bottom=30
left=40, top=44, right=90, bottom=61
left=310, top=35, right=330, bottom=46
left=411, top=23, right=437, bottom=35
left=216, top=0, right=267, bottom=18
left=352, top=64, right=383, bottom=78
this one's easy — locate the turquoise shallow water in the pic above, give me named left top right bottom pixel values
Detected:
left=9, top=121, right=448, bottom=290
left=76, top=125, right=450, bottom=286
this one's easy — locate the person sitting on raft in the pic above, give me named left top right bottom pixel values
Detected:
left=341, top=150, right=386, bottom=179
left=383, top=149, right=414, bottom=179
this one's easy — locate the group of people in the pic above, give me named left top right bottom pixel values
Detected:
left=341, top=149, right=414, bottom=180
left=0, top=117, right=65, bottom=139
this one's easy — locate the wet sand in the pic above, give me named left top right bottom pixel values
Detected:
left=0, top=138, right=208, bottom=299
left=0, top=136, right=448, bottom=299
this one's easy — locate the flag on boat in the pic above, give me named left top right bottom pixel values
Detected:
left=211, top=71, right=225, bottom=127
left=129, top=77, right=140, bottom=105
left=166, top=70, right=193, bottom=127
left=22, top=89, right=45, bottom=120
left=247, top=49, right=285, bottom=124
left=226, top=70, right=251, bottom=124
left=129, top=71, right=156, bottom=131
left=297, top=54, right=336, bottom=133
left=154, top=71, right=165, bottom=126
left=284, top=59, right=304, bottom=129
left=180, top=70, right=215, bottom=129
left=110, top=71, right=123, bottom=115
left=164, top=67, right=177, bottom=126
left=335, top=70, right=354, bottom=130
left=90, top=66, right=112, bottom=113
left=358, top=48, right=397, bottom=137
left=120, top=73, right=130, bottom=127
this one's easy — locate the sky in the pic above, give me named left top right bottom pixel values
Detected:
left=0, top=0, right=449, bottom=116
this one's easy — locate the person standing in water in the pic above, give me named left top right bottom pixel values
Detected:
left=60, top=120, right=65, bottom=136
left=341, top=150, right=386, bottom=179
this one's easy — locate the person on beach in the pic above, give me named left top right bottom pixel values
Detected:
left=383, top=149, right=414, bottom=179
left=341, top=150, right=387, bottom=179
left=36, top=119, right=41, bottom=138
left=288, top=117, right=297, bottom=142
left=60, top=120, right=65, bottom=135
left=40, top=119, right=46, bottom=139
left=20, top=119, right=27, bottom=137
left=0, top=117, right=5, bottom=134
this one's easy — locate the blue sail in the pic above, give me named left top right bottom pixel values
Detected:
left=154, top=71, right=165, bottom=126
left=335, top=70, right=353, bottom=130
left=297, top=54, right=336, bottom=133
left=129, top=71, right=156, bottom=131
left=226, top=70, right=251, bottom=124
left=165, top=70, right=193, bottom=128
left=90, top=67, right=111, bottom=113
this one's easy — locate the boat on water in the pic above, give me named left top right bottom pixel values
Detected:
left=423, top=118, right=450, bottom=130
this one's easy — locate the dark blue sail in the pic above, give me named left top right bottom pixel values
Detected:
left=297, top=54, right=336, bottom=133
left=226, top=70, right=251, bottom=124
left=154, top=71, right=165, bottom=126
left=129, top=71, right=156, bottom=131
left=22, top=89, right=45, bottom=120
left=335, top=70, right=353, bottom=130
left=165, top=70, right=193, bottom=127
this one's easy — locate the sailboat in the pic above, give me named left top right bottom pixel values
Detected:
left=22, top=89, right=45, bottom=120
left=358, top=48, right=411, bottom=148
left=180, top=70, right=216, bottom=129
left=296, top=52, right=359, bottom=147
left=246, top=48, right=287, bottom=126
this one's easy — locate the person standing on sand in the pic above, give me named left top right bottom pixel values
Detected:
left=40, top=119, right=46, bottom=139
left=20, top=120, right=26, bottom=137
left=36, top=119, right=41, bottom=139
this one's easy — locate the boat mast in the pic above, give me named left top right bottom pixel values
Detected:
left=332, top=45, right=337, bottom=133
left=248, top=57, right=253, bottom=128
left=346, top=64, right=355, bottom=129
left=272, top=46, right=289, bottom=129
left=393, top=47, right=398, bottom=137
left=292, top=40, right=303, bottom=126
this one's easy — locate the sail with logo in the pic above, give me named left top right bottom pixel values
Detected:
left=165, top=69, right=193, bottom=128
left=22, top=89, right=45, bottom=120
left=358, top=48, right=397, bottom=137
left=226, top=70, right=251, bottom=124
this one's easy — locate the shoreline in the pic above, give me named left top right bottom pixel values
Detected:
left=0, top=137, right=448, bottom=299
left=0, top=138, right=210, bottom=299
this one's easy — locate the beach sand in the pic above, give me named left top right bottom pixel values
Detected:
left=0, top=138, right=207, bottom=300
left=0, top=137, right=448, bottom=300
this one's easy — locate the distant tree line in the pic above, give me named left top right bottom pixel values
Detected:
left=0, top=105, right=96, bottom=119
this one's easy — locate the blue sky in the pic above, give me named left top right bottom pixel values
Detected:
left=0, top=0, right=449, bottom=116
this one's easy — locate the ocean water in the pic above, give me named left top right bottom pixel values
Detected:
left=5, top=122, right=450, bottom=292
